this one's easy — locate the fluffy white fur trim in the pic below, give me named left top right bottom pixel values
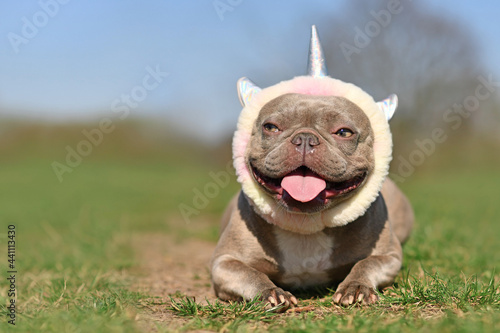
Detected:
left=233, top=76, right=392, bottom=234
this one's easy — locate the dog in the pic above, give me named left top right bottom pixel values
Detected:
left=211, top=26, right=413, bottom=310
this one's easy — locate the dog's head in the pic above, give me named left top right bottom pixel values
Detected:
left=247, top=93, right=374, bottom=214
left=232, top=27, right=397, bottom=234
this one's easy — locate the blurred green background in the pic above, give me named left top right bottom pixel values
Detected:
left=0, top=0, right=499, bottom=332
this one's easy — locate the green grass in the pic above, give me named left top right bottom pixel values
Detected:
left=166, top=271, right=500, bottom=332
left=0, top=124, right=499, bottom=332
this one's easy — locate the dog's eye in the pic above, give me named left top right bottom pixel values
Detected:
left=334, top=128, right=354, bottom=138
left=263, top=123, right=280, bottom=133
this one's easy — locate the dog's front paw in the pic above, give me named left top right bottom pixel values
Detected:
left=332, top=282, right=378, bottom=306
left=260, top=287, right=298, bottom=312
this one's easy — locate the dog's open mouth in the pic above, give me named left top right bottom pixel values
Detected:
left=251, top=165, right=366, bottom=204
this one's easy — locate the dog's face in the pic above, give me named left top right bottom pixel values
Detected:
left=246, top=93, right=375, bottom=214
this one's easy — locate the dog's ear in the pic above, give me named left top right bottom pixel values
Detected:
left=376, top=94, right=398, bottom=121
left=237, top=77, right=261, bottom=107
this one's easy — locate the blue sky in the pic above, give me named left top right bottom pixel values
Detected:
left=1, top=0, right=499, bottom=142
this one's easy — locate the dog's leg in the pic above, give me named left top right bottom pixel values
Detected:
left=332, top=249, right=402, bottom=305
left=212, top=254, right=298, bottom=311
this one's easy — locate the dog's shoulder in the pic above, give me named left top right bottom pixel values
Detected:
left=212, top=192, right=281, bottom=276
left=381, top=179, right=414, bottom=244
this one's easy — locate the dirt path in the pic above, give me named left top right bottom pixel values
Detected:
left=130, top=233, right=218, bottom=331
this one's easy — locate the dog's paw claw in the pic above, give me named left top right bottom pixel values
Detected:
left=261, top=287, right=296, bottom=312
left=332, top=282, right=378, bottom=306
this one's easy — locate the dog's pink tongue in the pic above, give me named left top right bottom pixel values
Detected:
left=281, top=169, right=326, bottom=202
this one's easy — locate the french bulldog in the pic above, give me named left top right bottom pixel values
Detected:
left=211, top=26, right=413, bottom=310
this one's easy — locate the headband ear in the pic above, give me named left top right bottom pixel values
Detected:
left=376, top=94, right=398, bottom=121
left=237, top=77, right=261, bottom=107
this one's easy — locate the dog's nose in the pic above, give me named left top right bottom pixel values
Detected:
left=291, top=132, right=320, bottom=153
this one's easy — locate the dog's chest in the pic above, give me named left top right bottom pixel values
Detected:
left=273, top=228, right=334, bottom=288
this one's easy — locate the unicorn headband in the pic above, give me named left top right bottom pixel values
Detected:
left=236, top=25, right=397, bottom=121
